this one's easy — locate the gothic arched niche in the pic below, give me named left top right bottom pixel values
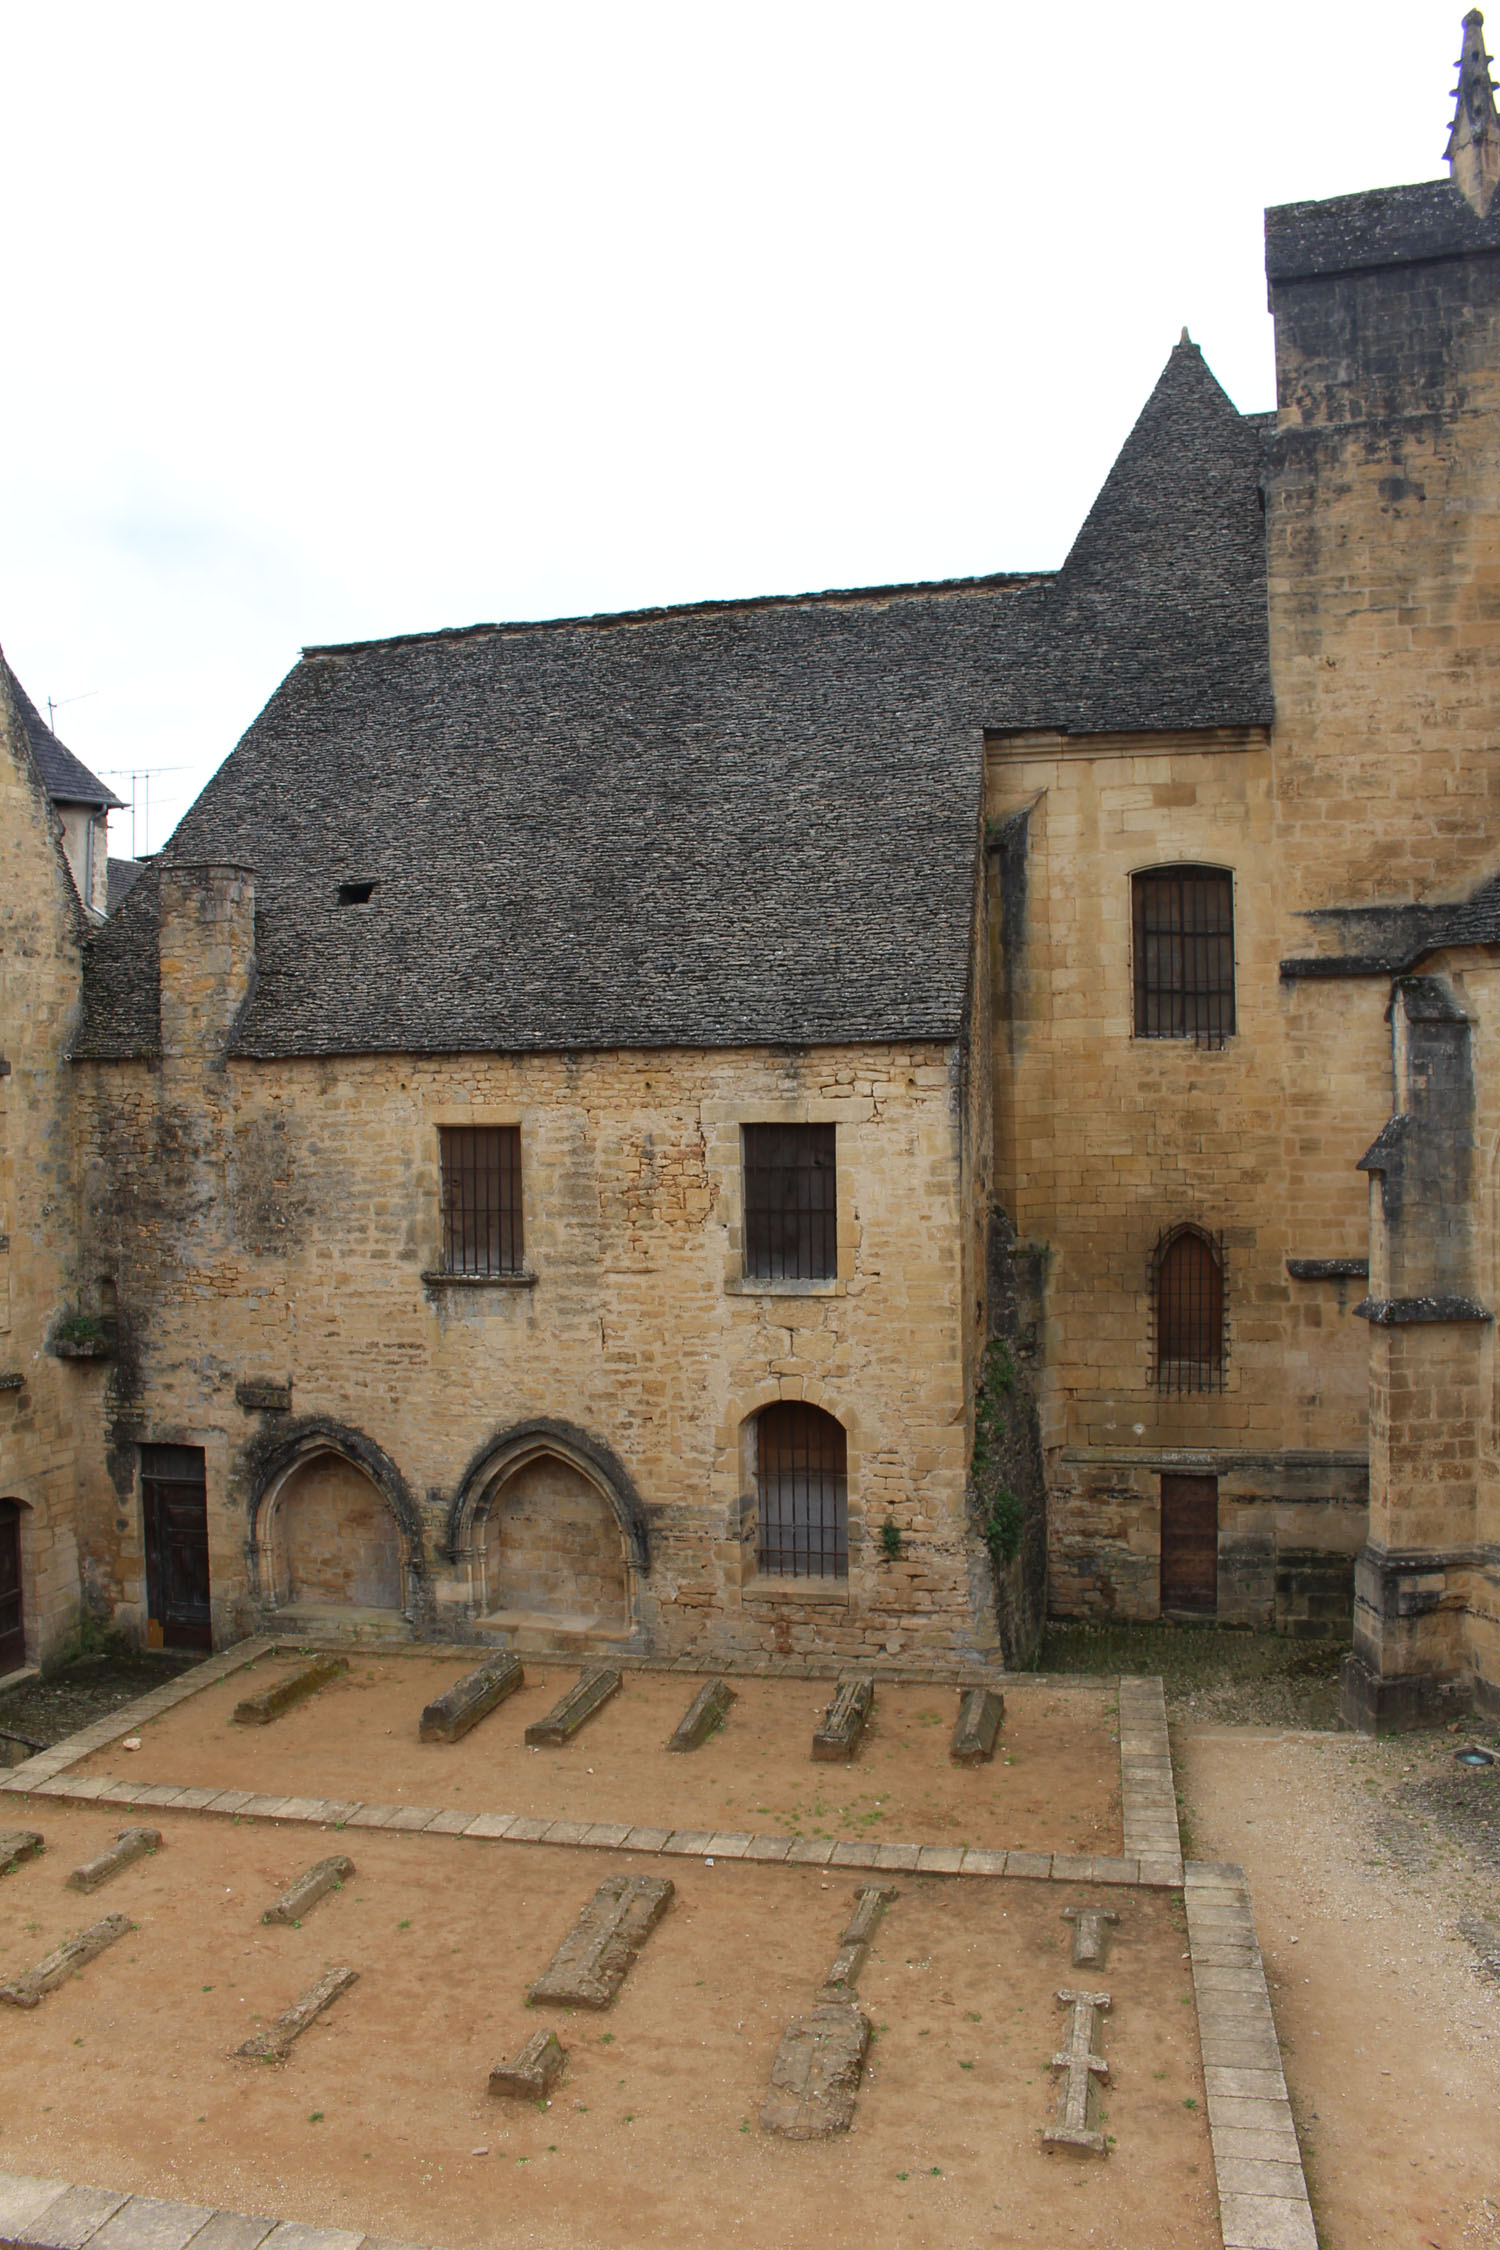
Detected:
left=479, top=1450, right=628, bottom=1631
left=266, top=1450, right=405, bottom=1615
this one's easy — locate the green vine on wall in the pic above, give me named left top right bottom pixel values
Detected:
left=971, top=1339, right=1023, bottom=1569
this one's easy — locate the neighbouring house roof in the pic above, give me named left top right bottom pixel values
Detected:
left=106, top=857, right=144, bottom=915
left=75, top=340, right=1272, bottom=1064
left=5, top=668, right=122, bottom=810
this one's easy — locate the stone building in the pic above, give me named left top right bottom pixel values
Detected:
left=4, top=17, right=1500, bottom=1722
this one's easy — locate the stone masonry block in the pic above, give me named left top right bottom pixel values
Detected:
left=233, top=1657, right=347, bottom=1727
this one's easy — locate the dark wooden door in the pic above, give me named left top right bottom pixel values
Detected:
left=1160, top=1474, right=1218, bottom=1615
left=141, top=1446, right=212, bottom=1649
left=0, top=1502, right=24, bottom=1674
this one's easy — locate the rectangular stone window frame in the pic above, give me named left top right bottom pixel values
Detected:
left=420, top=1114, right=537, bottom=1288
left=704, top=1098, right=860, bottom=1298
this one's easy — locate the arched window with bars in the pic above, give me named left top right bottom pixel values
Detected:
left=755, top=1401, right=848, bottom=1579
left=1132, top=866, right=1236, bottom=1044
left=1152, top=1226, right=1225, bottom=1393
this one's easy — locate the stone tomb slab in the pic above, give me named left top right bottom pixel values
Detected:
left=761, top=2003, right=871, bottom=2139
left=665, top=1677, right=736, bottom=1752
left=0, top=1801, right=1220, bottom=2250
left=488, top=2028, right=568, bottom=2101
left=811, top=1675, right=874, bottom=1761
left=261, top=1854, right=355, bottom=1926
left=235, top=1965, right=358, bottom=2062
left=66, top=1828, right=161, bottom=1894
left=1042, top=1987, right=1111, bottom=2157
left=418, top=1655, right=524, bottom=1745
left=527, top=1874, right=673, bottom=2009
left=232, top=1657, right=347, bottom=1728
left=1062, top=1905, right=1119, bottom=1969
left=0, top=1913, right=133, bottom=2008
left=951, top=1686, right=1005, bottom=1763
left=524, top=1667, right=622, bottom=1748
left=0, top=1829, right=43, bottom=1876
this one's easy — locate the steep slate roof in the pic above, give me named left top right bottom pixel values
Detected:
left=4, top=667, right=122, bottom=810
left=75, top=341, right=1271, bottom=1063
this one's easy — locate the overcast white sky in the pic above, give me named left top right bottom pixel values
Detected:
left=1, top=1, right=1466, bottom=853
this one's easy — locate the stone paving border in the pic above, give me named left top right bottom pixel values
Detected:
left=0, top=2169, right=437, bottom=2250
left=1117, top=1675, right=1183, bottom=1883
left=0, top=1640, right=1184, bottom=1890
left=1184, top=1860, right=1318, bottom=2250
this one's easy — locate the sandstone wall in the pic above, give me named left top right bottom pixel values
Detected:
left=0, top=662, right=95, bottom=1664
left=76, top=1015, right=998, bottom=1667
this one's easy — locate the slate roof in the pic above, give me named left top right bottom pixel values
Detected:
left=106, top=858, right=144, bottom=915
left=1266, top=177, right=1500, bottom=284
left=1281, top=870, right=1500, bottom=981
left=75, top=341, right=1272, bottom=1063
left=5, top=667, right=122, bottom=810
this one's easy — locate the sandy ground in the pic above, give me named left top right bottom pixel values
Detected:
left=70, top=1657, right=1123, bottom=1856
left=0, top=1802, right=1214, bottom=2250
left=1178, top=1726, right=1500, bottom=2250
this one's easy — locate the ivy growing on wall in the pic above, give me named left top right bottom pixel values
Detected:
left=971, top=1339, right=1024, bottom=1569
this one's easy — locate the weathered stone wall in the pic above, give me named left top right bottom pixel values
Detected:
left=985, top=726, right=1378, bottom=1624
left=75, top=1002, right=999, bottom=1665
left=0, top=661, right=95, bottom=1664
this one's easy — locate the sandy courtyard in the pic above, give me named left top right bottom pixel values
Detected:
left=0, top=1799, right=1212, bottom=2250
left=66, top=1655, right=1123, bottom=1856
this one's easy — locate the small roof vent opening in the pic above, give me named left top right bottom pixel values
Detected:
left=337, top=879, right=377, bottom=906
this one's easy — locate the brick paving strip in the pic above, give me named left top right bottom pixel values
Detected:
left=1116, top=1674, right=1184, bottom=1885
left=1183, top=1861, right=1319, bottom=2250
left=0, top=2169, right=438, bottom=2250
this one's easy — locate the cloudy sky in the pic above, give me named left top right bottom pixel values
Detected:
left=2, top=1, right=1462, bottom=853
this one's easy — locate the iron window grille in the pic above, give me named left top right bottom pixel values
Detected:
left=1151, top=1225, right=1226, bottom=1393
left=1132, top=866, right=1236, bottom=1045
left=756, top=1401, right=849, bottom=1578
left=440, top=1125, right=524, bottom=1276
left=742, top=1123, right=837, bottom=1281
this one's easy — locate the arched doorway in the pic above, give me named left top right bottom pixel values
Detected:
left=480, top=1452, right=629, bottom=1633
left=0, top=1500, right=25, bottom=1674
left=263, top=1451, right=406, bottom=1620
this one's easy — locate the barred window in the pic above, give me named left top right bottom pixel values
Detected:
left=1132, top=866, right=1235, bottom=1043
left=440, top=1126, right=524, bottom=1275
left=756, top=1401, right=848, bottom=1578
left=1153, top=1226, right=1224, bottom=1393
left=743, top=1124, right=836, bottom=1281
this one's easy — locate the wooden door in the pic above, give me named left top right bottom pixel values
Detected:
left=0, top=1502, right=24, bottom=1674
left=141, top=1446, right=212, bottom=1649
left=1160, top=1474, right=1218, bottom=1616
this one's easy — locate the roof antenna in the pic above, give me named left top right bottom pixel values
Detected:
left=1448, top=9, right=1500, bottom=215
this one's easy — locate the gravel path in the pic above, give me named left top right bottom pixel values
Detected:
left=1178, top=1723, right=1500, bottom=2250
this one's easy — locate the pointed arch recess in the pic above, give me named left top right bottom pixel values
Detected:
left=446, top=1418, right=650, bottom=1576
left=242, top=1418, right=426, bottom=1612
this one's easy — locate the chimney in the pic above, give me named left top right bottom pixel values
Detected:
left=157, top=863, right=256, bottom=1067
left=1447, top=9, right=1500, bottom=215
